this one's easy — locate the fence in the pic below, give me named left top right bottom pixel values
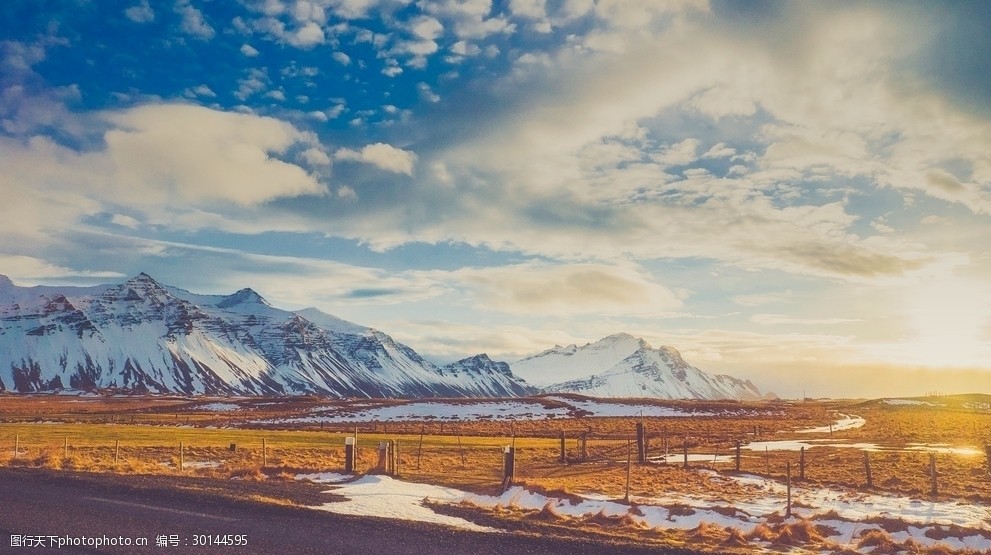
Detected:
left=4, top=422, right=991, bottom=504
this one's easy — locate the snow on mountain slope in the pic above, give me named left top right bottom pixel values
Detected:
left=0, top=273, right=530, bottom=397
left=441, top=354, right=536, bottom=397
left=512, top=333, right=761, bottom=401
left=512, top=333, right=651, bottom=387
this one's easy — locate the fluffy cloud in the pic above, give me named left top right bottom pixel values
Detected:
left=453, top=262, right=683, bottom=315
left=0, top=103, right=327, bottom=252
left=335, top=143, right=417, bottom=175
left=174, top=0, right=215, bottom=40
left=124, top=0, right=155, bottom=23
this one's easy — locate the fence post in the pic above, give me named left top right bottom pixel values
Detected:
left=985, top=445, right=991, bottom=477
left=262, top=438, right=267, bottom=468
left=114, top=440, right=119, bottom=466
left=624, top=439, right=632, bottom=502
left=786, top=462, right=792, bottom=517
left=179, top=441, right=184, bottom=471
left=395, top=439, right=401, bottom=477
left=735, top=441, right=741, bottom=472
left=457, top=429, right=466, bottom=466
left=559, top=430, right=566, bottom=464
left=344, top=437, right=356, bottom=473
left=682, top=437, right=689, bottom=469
left=502, top=446, right=515, bottom=490
left=863, top=452, right=873, bottom=488
left=929, top=453, right=938, bottom=497
left=799, top=446, right=806, bottom=480
left=64, top=437, right=69, bottom=460
left=13, top=434, right=18, bottom=460
left=417, top=425, right=425, bottom=470
left=636, top=423, right=646, bottom=464
left=377, top=442, right=389, bottom=473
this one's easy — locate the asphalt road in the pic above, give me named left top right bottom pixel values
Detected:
left=0, top=471, right=687, bottom=555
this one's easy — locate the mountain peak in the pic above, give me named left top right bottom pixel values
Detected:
left=217, top=287, right=269, bottom=308
left=124, top=272, right=165, bottom=289
left=0, top=275, right=13, bottom=289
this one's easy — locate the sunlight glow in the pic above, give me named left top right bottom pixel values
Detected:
left=900, top=278, right=991, bottom=367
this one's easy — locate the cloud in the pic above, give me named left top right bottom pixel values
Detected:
left=422, top=0, right=515, bottom=39
left=453, top=262, right=683, bottom=316
left=240, top=44, right=260, bottom=57
left=174, top=0, right=215, bottom=40
left=335, top=143, right=417, bottom=175
left=749, top=314, right=861, bottom=326
left=0, top=254, right=126, bottom=284
left=125, top=0, right=155, bottom=23
left=0, top=103, right=328, bottom=253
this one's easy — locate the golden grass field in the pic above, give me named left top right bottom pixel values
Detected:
left=2, top=394, right=990, bottom=554
left=1, top=393, right=989, bottom=503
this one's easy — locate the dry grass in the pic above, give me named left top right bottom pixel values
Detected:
left=2, top=394, right=991, bottom=555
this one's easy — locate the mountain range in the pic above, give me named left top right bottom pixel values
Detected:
left=0, top=273, right=761, bottom=400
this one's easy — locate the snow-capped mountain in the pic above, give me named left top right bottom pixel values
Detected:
left=442, top=354, right=535, bottom=397
left=0, top=273, right=530, bottom=397
left=510, top=333, right=761, bottom=401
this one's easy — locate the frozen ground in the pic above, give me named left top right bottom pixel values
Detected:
left=297, top=469, right=990, bottom=553
left=260, top=397, right=758, bottom=424
left=796, top=414, right=866, bottom=434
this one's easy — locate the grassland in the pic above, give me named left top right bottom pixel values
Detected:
left=3, top=393, right=990, bottom=554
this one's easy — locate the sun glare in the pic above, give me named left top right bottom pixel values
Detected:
left=901, top=278, right=991, bottom=367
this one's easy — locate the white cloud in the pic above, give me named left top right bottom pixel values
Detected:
left=422, top=0, right=516, bottom=39
left=701, top=142, right=735, bottom=159
left=301, top=147, right=332, bottom=167
left=453, top=262, right=683, bottom=316
left=655, top=138, right=701, bottom=166
left=0, top=254, right=126, bottom=284
left=335, top=143, right=417, bottom=175
left=289, top=21, right=325, bottom=48
left=110, top=214, right=142, bottom=229
left=174, top=0, right=215, bottom=40
left=417, top=82, right=440, bottom=103
left=750, top=314, right=860, bottom=326
left=240, top=44, right=260, bottom=57
left=124, top=0, right=155, bottom=23
left=332, top=51, right=351, bottom=65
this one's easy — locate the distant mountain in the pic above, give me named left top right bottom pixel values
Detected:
left=510, top=333, right=762, bottom=401
left=442, top=354, right=535, bottom=396
left=0, top=273, right=530, bottom=397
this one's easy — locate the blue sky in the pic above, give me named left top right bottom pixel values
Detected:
left=3, top=0, right=991, bottom=397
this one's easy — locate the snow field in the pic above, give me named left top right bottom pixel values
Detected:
left=298, top=469, right=990, bottom=552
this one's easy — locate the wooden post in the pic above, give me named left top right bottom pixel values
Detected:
left=502, top=446, right=515, bottom=490
left=179, top=441, right=184, bottom=471
left=624, top=439, right=632, bottom=503
left=683, top=437, right=689, bottom=469
left=13, top=434, right=18, bottom=460
left=929, top=453, right=938, bottom=497
left=735, top=441, right=741, bottom=472
left=416, top=425, right=425, bottom=470
left=559, top=430, right=566, bottom=464
left=863, top=452, right=873, bottom=488
left=344, top=437, right=355, bottom=473
left=114, top=439, right=119, bottom=466
left=377, top=442, right=389, bottom=473
left=64, top=437, right=69, bottom=460
left=799, top=446, right=806, bottom=480
left=395, top=440, right=401, bottom=477
left=764, top=446, right=770, bottom=474
left=786, top=462, right=792, bottom=517
left=985, top=445, right=991, bottom=477
left=635, top=423, right=646, bottom=465
left=457, top=429, right=466, bottom=466
left=262, top=438, right=267, bottom=468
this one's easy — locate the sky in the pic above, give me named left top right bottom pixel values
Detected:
left=3, top=1, right=991, bottom=398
